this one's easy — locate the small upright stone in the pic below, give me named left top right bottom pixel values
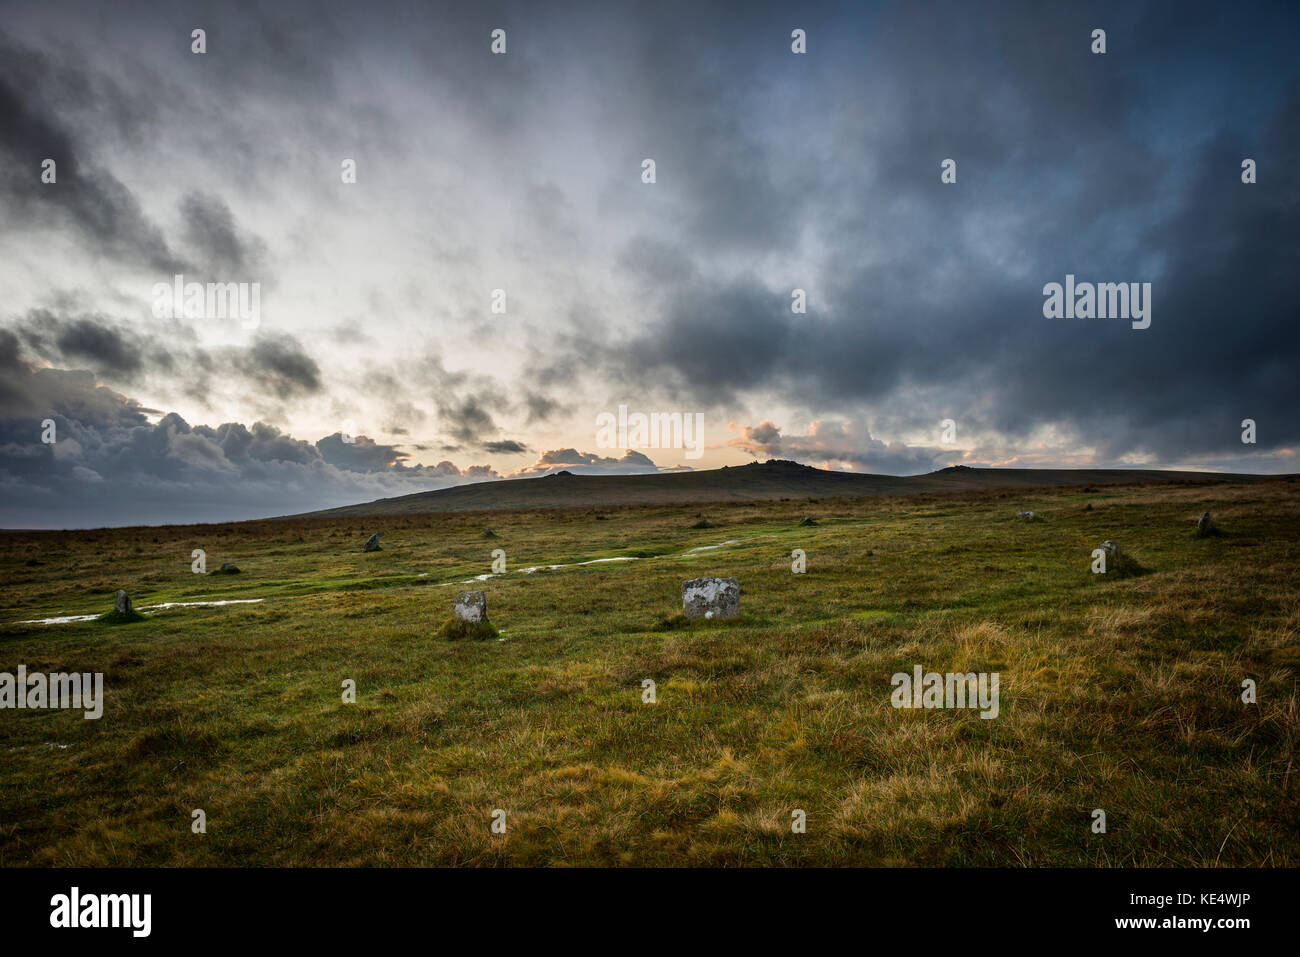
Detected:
left=1099, top=540, right=1121, bottom=564
left=681, top=577, right=740, bottom=620
left=454, top=590, right=487, bottom=623
left=114, top=589, right=131, bottom=614
left=1197, top=512, right=1214, bottom=537
left=363, top=532, right=381, bottom=552
left=799, top=516, right=817, bottom=526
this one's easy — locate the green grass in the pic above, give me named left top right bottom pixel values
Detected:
left=1, top=478, right=1297, bottom=866
left=436, top=617, right=501, bottom=642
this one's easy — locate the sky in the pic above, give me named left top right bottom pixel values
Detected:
left=1, top=0, right=1297, bottom=528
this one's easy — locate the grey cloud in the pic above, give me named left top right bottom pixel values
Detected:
left=316, top=432, right=409, bottom=473
left=0, top=352, right=503, bottom=527
left=180, top=191, right=267, bottom=275
left=233, top=334, right=322, bottom=399
left=728, top=419, right=950, bottom=474
left=5, top=311, right=332, bottom=412
left=437, top=393, right=503, bottom=445
left=522, top=390, right=564, bottom=424
left=15, top=309, right=203, bottom=386
left=510, top=447, right=662, bottom=477
left=382, top=400, right=428, bottom=434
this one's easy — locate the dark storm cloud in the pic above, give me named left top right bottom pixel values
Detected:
left=0, top=330, right=152, bottom=429
left=583, top=0, right=1300, bottom=466
left=315, top=432, right=409, bottom=472
left=0, top=349, right=502, bottom=527
left=0, top=33, right=183, bottom=272
left=49, top=317, right=144, bottom=376
left=3, top=311, right=333, bottom=412
left=483, top=439, right=529, bottom=455
left=522, top=390, right=563, bottom=425
left=234, top=334, right=322, bottom=399
left=581, top=3, right=821, bottom=256
left=437, top=394, right=503, bottom=445
left=14, top=308, right=203, bottom=384
left=603, top=260, right=798, bottom=405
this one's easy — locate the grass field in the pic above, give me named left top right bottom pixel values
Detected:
left=2, top=478, right=1298, bottom=866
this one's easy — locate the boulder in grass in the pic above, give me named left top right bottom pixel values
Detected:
left=363, top=532, right=381, bottom=552
left=215, top=563, right=241, bottom=575
left=102, top=588, right=144, bottom=624
left=440, top=590, right=497, bottom=640
left=1016, top=511, right=1036, bottom=520
left=681, top=577, right=740, bottom=620
left=1196, top=512, right=1215, bottom=537
left=1099, top=540, right=1121, bottom=563
left=799, top=516, right=818, bottom=527
left=453, top=590, right=487, bottom=624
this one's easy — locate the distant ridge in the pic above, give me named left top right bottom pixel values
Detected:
left=292, top=459, right=1280, bottom=518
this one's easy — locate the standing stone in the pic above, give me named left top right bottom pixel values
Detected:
left=363, top=532, right=381, bottom=552
left=1197, top=512, right=1213, bottom=536
left=1099, top=540, right=1121, bottom=564
left=681, top=577, right=740, bottom=620
left=114, top=589, right=131, bottom=614
left=454, top=590, right=487, bottom=623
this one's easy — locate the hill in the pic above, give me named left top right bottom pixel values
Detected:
left=296, top=459, right=1277, bottom=518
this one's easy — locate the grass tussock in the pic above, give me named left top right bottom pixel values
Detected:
left=97, top=609, right=147, bottom=625
left=436, top=617, right=500, bottom=641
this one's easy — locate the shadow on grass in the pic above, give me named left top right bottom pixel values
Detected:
left=651, top=612, right=768, bottom=632
left=1096, top=554, right=1153, bottom=580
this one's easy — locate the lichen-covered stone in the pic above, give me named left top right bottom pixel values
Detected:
left=454, top=590, right=487, bottom=623
left=681, top=577, right=740, bottom=620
